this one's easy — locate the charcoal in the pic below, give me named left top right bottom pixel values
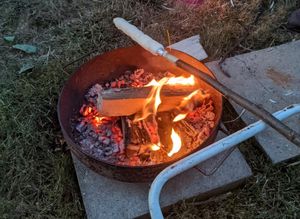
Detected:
left=80, top=139, right=94, bottom=149
left=112, top=144, right=120, bottom=153
left=102, top=138, right=110, bottom=145
left=106, top=130, right=112, bottom=137
left=104, top=147, right=113, bottom=156
left=76, top=121, right=86, bottom=132
left=95, top=148, right=103, bottom=156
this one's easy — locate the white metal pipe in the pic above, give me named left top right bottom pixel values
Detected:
left=149, top=104, right=300, bottom=219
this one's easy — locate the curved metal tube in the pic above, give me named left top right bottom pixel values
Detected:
left=149, top=104, right=300, bottom=219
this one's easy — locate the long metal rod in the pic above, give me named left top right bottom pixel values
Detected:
left=148, top=104, right=300, bottom=219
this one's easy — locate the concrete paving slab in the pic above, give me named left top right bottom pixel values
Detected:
left=207, top=40, right=300, bottom=163
left=72, top=146, right=251, bottom=219
left=168, top=35, right=208, bottom=61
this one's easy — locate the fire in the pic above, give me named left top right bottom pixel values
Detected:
left=150, top=143, right=161, bottom=151
left=94, top=116, right=103, bottom=123
left=145, top=75, right=196, bottom=87
left=173, top=89, right=202, bottom=122
left=93, top=116, right=105, bottom=126
left=167, top=128, right=182, bottom=157
left=134, top=75, right=199, bottom=156
left=165, top=75, right=195, bottom=86
left=145, top=79, right=160, bottom=87
left=173, top=113, right=188, bottom=122
left=82, top=106, right=93, bottom=116
left=134, top=77, right=168, bottom=122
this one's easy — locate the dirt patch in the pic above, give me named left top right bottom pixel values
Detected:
left=266, top=68, right=293, bottom=87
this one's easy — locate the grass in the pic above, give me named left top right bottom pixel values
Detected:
left=0, top=0, right=300, bottom=218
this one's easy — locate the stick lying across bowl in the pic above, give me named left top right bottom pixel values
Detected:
left=112, top=17, right=300, bottom=147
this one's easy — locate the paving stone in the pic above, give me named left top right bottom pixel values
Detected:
left=72, top=146, right=251, bottom=219
left=206, top=40, right=300, bottom=163
left=168, top=35, right=208, bottom=61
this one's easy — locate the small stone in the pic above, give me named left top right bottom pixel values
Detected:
left=103, top=138, right=110, bottom=145
left=106, top=130, right=112, bottom=137
left=76, top=122, right=86, bottom=132
left=288, top=9, right=300, bottom=31
left=112, top=144, right=119, bottom=153
left=95, top=148, right=103, bottom=156
left=104, top=147, right=113, bottom=156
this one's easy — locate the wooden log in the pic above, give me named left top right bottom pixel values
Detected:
left=96, top=85, right=209, bottom=116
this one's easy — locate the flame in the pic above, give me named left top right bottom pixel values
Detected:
left=134, top=77, right=168, bottom=122
left=173, top=89, right=202, bottom=122
left=183, top=89, right=200, bottom=101
left=93, top=116, right=105, bottom=126
left=82, top=106, right=93, bottom=116
left=135, top=76, right=197, bottom=122
left=135, top=75, right=198, bottom=155
left=150, top=143, right=161, bottom=151
left=173, top=113, right=188, bottom=122
left=168, top=128, right=182, bottom=157
left=145, top=79, right=160, bottom=87
left=165, top=75, right=195, bottom=85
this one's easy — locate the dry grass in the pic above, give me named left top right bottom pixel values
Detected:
left=0, top=0, right=300, bottom=218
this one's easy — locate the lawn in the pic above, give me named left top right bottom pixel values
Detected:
left=1, top=0, right=300, bottom=218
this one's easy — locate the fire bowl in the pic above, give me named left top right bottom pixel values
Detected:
left=58, top=46, right=223, bottom=182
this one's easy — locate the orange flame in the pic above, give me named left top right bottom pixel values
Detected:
left=135, top=76, right=197, bottom=122
left=173, top=113, right=188, bottom=122
left=93, top=116, right=105, bottom=126
left=150, top=143, right=161, bottom=151
left=134, top=75, right=197, bottom=155
left=134, top=77, right=168, bottom=122
left=165, top=75, right=195, bottom=86
left=168, top=128, right=182, bottom=157
left=173, top=89, right=202, bottom=122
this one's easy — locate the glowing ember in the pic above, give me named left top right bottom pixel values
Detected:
left=168, top=128, right=182, bottom=157
left=81, top=106, right=93, bottom=116
left=94, top=116, right=104, bottom=124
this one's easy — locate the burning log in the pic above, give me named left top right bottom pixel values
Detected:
left=123, top=115, right=161, bottom=157
left=96, top=85, right=209, bottom=116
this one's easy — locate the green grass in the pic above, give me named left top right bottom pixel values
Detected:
left=0, top=0, right=300, bottom=218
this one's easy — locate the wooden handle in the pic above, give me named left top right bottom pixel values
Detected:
left=113, top=17, right=164, bottom=55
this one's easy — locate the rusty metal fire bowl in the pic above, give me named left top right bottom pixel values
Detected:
left=58, top=46, right=223, bottom=182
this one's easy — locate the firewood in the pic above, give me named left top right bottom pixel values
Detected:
left=96, top=85, right=208, bottom=116
left=174, top=119, right=201, bottom=150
